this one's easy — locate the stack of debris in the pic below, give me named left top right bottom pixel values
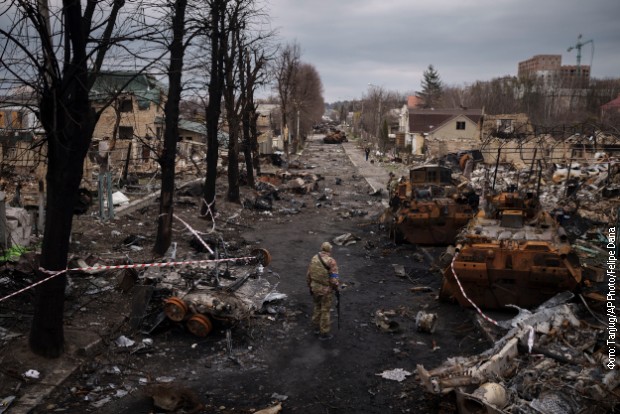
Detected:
left=469, top=160, right=619, bottom=225
left=417, top=294, right=619, bottom=413
left=243, top=172, right=323, bottom=212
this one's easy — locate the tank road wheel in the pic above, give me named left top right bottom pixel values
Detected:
left=251, top=248, right=272, bottom=266
left=186, top=314, right=213, bottom=337
left=163, top=297, right=188, bottom=322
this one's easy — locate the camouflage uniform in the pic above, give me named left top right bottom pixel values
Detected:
left=307, top=248, right=339, bottom=336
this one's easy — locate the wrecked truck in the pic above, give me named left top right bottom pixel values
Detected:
left=439, top=187, right=583, bottom=309
left=384, top=165, right=478, bottom=245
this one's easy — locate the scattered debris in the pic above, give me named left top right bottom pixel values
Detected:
left=417, top=298, right=619, bottom=413
left=111, top=191, right=129, bottom=206
left=143, top=383, right=204, bottom=414
left=374, top=310, right=401, bottom=333
left=376, top=368, right=412, bottom=382
left=254, top=402, right=283, bottom=414
left=332, top=233, right=361, bottom=246
left=415, top=311, right=437, bottom=334
left=4, top=207, right=32, bottom=247
left=114, top=335, right=135, bottom=348
left=23, top=370, right=40, bottom=379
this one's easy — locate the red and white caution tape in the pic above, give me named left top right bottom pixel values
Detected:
left=0, top=269, right=68, bottom=303
left=450, top=252, right=500, bottom=327
left=173, top=213, right=215, bottom=255
left=0, top=255, right=257, bottom=304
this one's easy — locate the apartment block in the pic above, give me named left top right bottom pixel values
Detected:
left=518, top=54, right=590, bottom=86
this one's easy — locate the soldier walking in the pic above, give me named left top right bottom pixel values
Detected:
left=306, top=242, right=340, bottom=340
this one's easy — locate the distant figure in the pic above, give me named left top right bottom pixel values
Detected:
left=306, top=242, right=340, bottom=340
left=365, top=147, right=370, bottom=161
left=386, top=172, right=397, bottom=194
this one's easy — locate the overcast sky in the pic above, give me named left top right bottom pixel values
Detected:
left=266, top=0, right=620, bottom=103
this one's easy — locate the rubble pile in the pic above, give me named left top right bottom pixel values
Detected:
left=242, top=171, right=323, bottom=212
left=417, top=295, right=619, bottom=413
left=468, top=160, right=620, bottom=225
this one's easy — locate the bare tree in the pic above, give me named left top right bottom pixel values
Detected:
left=153, top=0, right=190, bottom=256
left=240, top=43, right=272, bottom=188
left=221, top=0, right=250, bottom=204
left=0, top=0, right=155, bottom=357
left=274, top=42, right=300, bottom=159
left=290, top=62, right=324, bottom=151
left=200, top=0, right=228, bottom=219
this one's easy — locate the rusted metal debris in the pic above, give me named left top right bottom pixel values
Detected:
left=383, top=165, right=478, bottom=245
left=417, top=295, right=619, bottom=413
left=149, top=248, right=280, bottom=337
left=323, top=130, right=348, bottom=144
left=439, top=187, right=583, bottom=309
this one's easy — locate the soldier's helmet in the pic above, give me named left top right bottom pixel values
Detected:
left=321, top=242, right=332, bottom=252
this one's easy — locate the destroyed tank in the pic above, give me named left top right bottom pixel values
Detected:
left=439, top=187, right=582, bottom=309
left=386, top=165, right=478, bottom=245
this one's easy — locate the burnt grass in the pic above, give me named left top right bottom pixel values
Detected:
left=3, top=135, right=491, bottom=413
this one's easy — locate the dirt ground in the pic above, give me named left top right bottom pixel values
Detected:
left=0, top=135, right=492, bottom=413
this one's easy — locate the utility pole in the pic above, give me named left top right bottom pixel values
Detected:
left=567, top=34, right=593, bottom=79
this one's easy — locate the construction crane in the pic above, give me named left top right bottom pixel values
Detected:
left=567, top=34, right=594, bottom=78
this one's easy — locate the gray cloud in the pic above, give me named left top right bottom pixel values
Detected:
left=267, top=0, right=620, bottom=102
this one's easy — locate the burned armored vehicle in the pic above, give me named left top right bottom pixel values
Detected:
left=439, top=187, right=582, bottom=309
left=385, top=165, right=478, bottom=245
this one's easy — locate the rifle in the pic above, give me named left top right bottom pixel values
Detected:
left=335, top=288, right=341, bottom=330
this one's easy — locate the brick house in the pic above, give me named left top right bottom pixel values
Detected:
left=88, top=72, right=167, bottom=180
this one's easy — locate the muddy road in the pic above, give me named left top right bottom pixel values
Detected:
left=21, top=135, right=489, bottom=413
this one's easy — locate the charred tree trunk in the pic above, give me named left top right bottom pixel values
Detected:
left=201, top=0, right=227, bottom=218
left=223, top=13, right=241, bottom=204
left=226, top=123, right=241, bottom=202
left=241, top=103, right=255, bottom=188
left=153, top=0, right=188, bottom=256
left=250, top=109, right=260, bottom=176
left=240, top=48, right=265, bottom=189
left=29, top=0, right=94, bottom=358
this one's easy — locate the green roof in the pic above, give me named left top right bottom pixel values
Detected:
left=91, top=72, right=166, bottom=109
